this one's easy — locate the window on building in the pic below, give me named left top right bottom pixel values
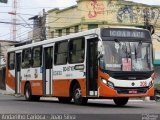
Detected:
left=22, top=48, right=31, bottom=68
left=32, top=46, right=42, bottom=67
left=8, top=52, right=15, bottom=70
left=54, top=41, right=68, bottom=65
left=58, top=29, right=62, bottom=37
left=66, top=28, right=70, bottom=35
left=51, top=31, right=54, bottom=38
left=69, top=38, right=85, bottom=64
left=75, top=26, right=79, bottom=33
left=88, top=24, right=98, bottom=30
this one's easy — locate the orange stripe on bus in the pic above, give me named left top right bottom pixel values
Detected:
left=53, top=79, right=86, bottom=97
left=5, top=68, right=15, bottom=90
left=21, top=80, right=43, bottom=96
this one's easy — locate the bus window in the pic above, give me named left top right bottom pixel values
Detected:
left=54, top=41, right=68, bottom=65
left=8, top=52, right=15, bottom=70
left=32, top=47, right=42, bottom=68
left=22, top=48, right=31, bottom=68
left=45, top=47, right=53, bottom=69
left=69, top=38, right=85, bottom=64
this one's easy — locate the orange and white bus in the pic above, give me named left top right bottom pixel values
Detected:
left=6, top=27, right=154, bottom=106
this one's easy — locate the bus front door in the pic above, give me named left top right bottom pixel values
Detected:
left=86, top=38, right=98, bottom=97
left=43, top=46, right=53, bottom=96
left=15, top=52, right=21, bottom=94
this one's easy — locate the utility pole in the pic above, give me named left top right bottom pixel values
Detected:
left=12, top=0, right=17, bottom=41
left=41, top=9, right=46, bottom=41
left=144, top=8, right=150, bottom=29
left=10, top=0, right=17, bottom=41
left=29, top=9, right=47, bottom=41
left=144, top=8, right=155, bottom=35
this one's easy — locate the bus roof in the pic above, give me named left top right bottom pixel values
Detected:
left=7, top=27, right=150, bottom=52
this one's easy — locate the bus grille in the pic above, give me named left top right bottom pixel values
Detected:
left=115, top=87, right=148, bottom=94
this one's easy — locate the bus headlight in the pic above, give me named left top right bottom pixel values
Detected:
left=101, top=78, right=114, bottom=89
left=102, top=79, right=107, bottom=84
left=107, top=81, right=114, bottom=89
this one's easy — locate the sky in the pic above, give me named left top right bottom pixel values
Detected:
left=0, top=0, right=160, bottom=41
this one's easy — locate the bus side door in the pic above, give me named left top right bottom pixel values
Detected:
left=86, top=37, right=98, bottom=97
left=43, top=44, right=54, bottom=96
left=15, top=51, right=22, bottom=94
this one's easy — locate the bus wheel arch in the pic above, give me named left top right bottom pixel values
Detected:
left=24, top=81, right=40, bottom=101
left=70, top=80, right=88, bottom=105
left=69, top=80, right=79, bottom=97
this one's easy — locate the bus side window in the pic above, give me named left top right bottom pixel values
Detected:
left=45, top=47, right=53, bottom=69
left=22, top=48, right=31, bottom=68
left=69, top=38, right=85, bottom=64
left=32, top=47, right=42, bottom=68
left=54, top=41, right=68, bottom=65
left=8, top=52, right=15, bottom=70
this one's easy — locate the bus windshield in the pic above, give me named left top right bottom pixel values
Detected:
left=100, top=40, right=153, bottom=72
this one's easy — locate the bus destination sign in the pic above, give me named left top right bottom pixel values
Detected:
left=101, top=28, right=151, bottom=39
left=109, top=30, right=145, bottom=38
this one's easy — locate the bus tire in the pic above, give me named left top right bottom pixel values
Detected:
left=33, top=96, right=40, bottom=101
left=113, top=97, right=129, bottom=106
left=58, top=97, right=72, bottom=103
left=24, top=83, right=33, bottom=101
left=73, top=83, right=88, bottom=105
left=155, top=91, right=160, bottom=102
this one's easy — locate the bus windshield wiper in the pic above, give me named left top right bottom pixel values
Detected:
left=114, top=39, right=126, bottom=54
left=134, top=41, right=142, bottom=62
left=125, top=42, right=129, bottom=61
left=134, top=44, right=137, bottom=61
left=114, top=39, right=130, bottom=61
left=137, top=41, right=142, bottom=53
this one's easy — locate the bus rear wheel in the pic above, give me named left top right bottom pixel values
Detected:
left=58, top=97, right=72, bottom=103
left=72, top=83, right=88, bottom=105
left=25, top=83, right=32, bottom=101
left=113, top=97, right=129, bottom=106
left=24, top=83, right=40, bottom=101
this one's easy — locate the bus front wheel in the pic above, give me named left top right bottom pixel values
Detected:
left=72, top=83, right=88, bottom=105
left=113, top=97, right=129, bottom=106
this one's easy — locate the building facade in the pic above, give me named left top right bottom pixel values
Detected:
left=0, top=40, right=18, bottom=67
left=47, top=0, right=160, bottom=64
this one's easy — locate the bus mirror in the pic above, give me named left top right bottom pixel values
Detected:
left=98, top=52, right=103, bottom=59
left=98, top=41, right=104, bottom=59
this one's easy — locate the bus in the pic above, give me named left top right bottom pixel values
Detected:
left=6, top=27, right=154, bottom=106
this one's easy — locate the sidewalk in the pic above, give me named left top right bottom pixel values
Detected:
left=0, top=89, right=14, bottom=95
left=0, top=89, right=5, bottom=94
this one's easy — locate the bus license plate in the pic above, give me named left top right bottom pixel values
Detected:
left=129, top=90, right=137, bottom=94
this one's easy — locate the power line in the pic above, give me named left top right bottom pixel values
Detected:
left=0, top=21, right=34, bottom=25
left=0, top=33, right=10, bottom=38
left=0, top=6, right=73, bottom=9
left=0, top=26, right=26, bottom=39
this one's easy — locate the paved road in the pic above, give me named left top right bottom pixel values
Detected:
left=0, top=93, right=160, bottom=120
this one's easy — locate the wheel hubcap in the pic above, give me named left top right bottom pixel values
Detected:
left=75, top=88, right=81, bottom=99
left=26, top=89, right=29, bottom=98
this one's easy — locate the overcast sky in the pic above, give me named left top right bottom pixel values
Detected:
left=0, top=0, right=160, bottom=41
